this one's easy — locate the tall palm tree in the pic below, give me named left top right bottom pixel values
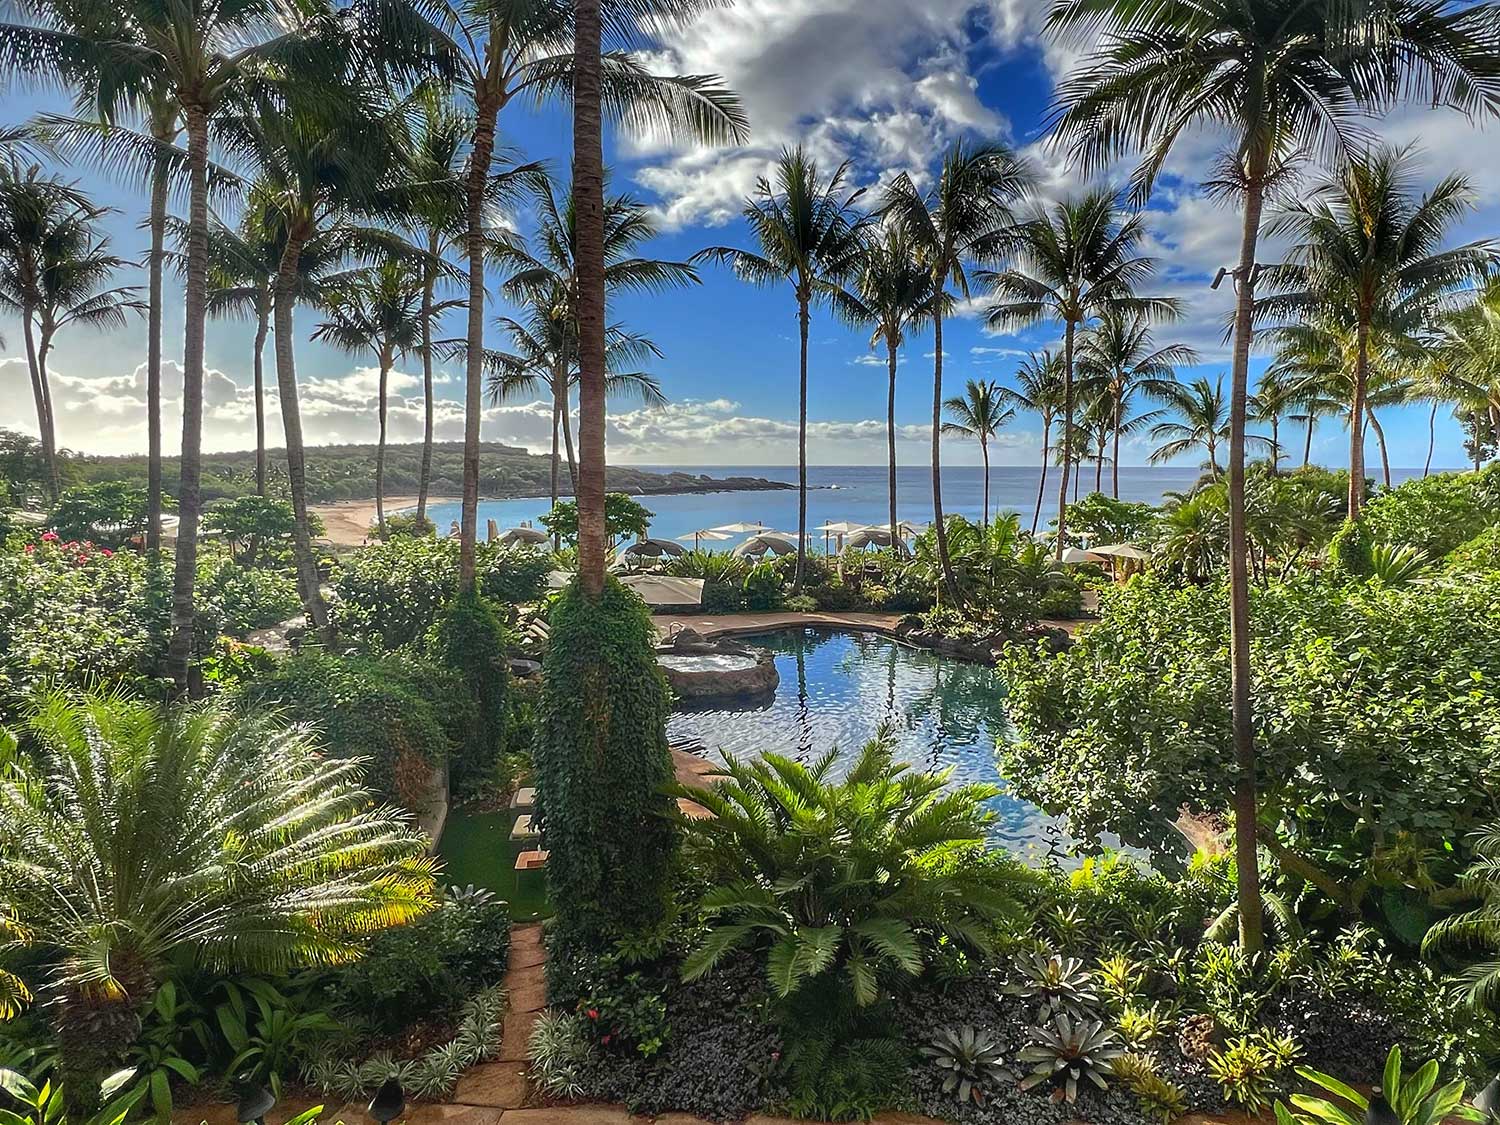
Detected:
left=1150, top=376, right=1272, bottom=477
left=884, top=141, right=1033, bottom=602
left=1077, top=309, right=1194, bottom=496
left=501, top=171, right=696, bottom=502
left=999, top=349, right=1067, bottom=534
left=1046, top=0, right=1500, bottom=953
left=1261, top=145, right=1494, bottom=516
left=0, top=690, right=434, bottom=1104
left=941, top=379, right=1014, bottom=529
left=0, top=163, right=95, bottom=499
left=1248, top=366, right=1301, bottom=473
left=701, top=147, right=867, bottom=590
left=983, top=188, right=1176, bottom=556
left=313, top=258, right=443, bottom=536
left=827, top=223, right=933, bottom=540
left=1435, top=275, right=1500, bottom=468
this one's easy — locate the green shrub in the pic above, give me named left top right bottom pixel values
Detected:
left=1359, top=466, right=1500, bottom=559
left=237, top=651, right=472, bottom=809
left=376, top=511, right=436, bottom=539
left=700, top=580, right=744, bottom=614
left=810, top=578, right=861, bottom=612
left=1326, top=517, right=1376, bottom=578
left=783, top=593, right=818, bottom=613
left=742, top=561, right=782, bottom=611
left=196, top=558, right=301, bottom=635
left=330, top=886, right=510, bottom=1032
left=533, top=578, right=676, bottom=950
left=204, top=495, right=320, bottom=567
left=1038, top=584, right=1084, bottom=619
left=47, top=482, right=153, bottom=548
left=540, top=494, right=654, bottom=545
left=665, top=550, right=751, bottom=585
left=1445, top=525, right=1500, bottom=575
left=430, top=593, right=510, bottom=800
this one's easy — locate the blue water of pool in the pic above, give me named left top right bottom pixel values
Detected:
left=665, top=627, right=1079, bottom=864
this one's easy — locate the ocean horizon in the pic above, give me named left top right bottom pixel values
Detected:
left=419, top=463, right=1430, bottom=547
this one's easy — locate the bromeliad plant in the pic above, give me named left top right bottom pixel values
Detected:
left=1018, top=1012, right=1124, bottom=1104
left=1005, top=952, right=1102, bottom=1021
left=1274, top=1045, right=1482, bottom=1125
left=921, top=1026, right=1015, bottom=1105
left=672, top=737, right=1016, bottom=1008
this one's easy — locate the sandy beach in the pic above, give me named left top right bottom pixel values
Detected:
left=310, top=496, right=456, bottom=546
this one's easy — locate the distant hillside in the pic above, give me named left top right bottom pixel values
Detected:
left=68, top=442, right=791, bottom=505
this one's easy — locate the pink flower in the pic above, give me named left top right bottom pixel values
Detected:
left=586, top=1008, right=599, bottom=1021
left=40, top=531, right=57, bottom=542
left=601, top=1034, right=613, bottom=1046
left=100, top=548, right=113, bottom=558
left=23, top=543, right=34, bottom=554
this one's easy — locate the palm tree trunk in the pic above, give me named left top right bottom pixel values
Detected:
left=573, top=0, right=608, bottom=596
left=273, top=232, right=330, bottom=636
left=376, top=348, right=390, bottom=537
left=1095, top=429, right=1104, bottom=494
left=460, top=81, right=502, bottom=595
left=886, top=335, right=898, bottom=541
left=1303, top=415, right=1314, bottom=468
left=21, top=309, right=59, bottom=501
left=1269, top=416, right=1279, bottom=475
left=1111, top=394, right=1122, bottom=499
left=794, top=295, right=810, bottom=591
left=1366, top=403, right=1391, bottom=488
left=1054, top=316, right=1076, bottom=558
left=146, top=149, right=169, bottom=546
left=1475, top=410, right=1485, bottom=471
left=1224, top=156, right=1268, bottom=955
left=931, top=307, right=959, bottom=600
left=1349, top=319, right=1370, bottom=519
left=252, top=287, right=270, bottom=496
left=980, top=436, right=990, bottom=531
left=417, top=231, right=439, bottom=528
left=550, top=363, right=563, bottom=511
left=1424, top=400, right=1437, bottom=478
left=1032, top=421, right=1049, bottom=535
left=561, top=391, right=579, bottom=493
left=167, top=104, right=211, bottom=695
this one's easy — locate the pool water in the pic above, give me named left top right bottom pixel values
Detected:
left=666, top=628, right=1075, bottom=864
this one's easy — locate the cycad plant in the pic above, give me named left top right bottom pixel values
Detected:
left=1422, top=822, right=1500, bottom=1012
left=942, top=379, right=1015, bottom=530
left=0, top=690, right=436, bottom=1100
left=671, top=737, right=1015, bottom=1010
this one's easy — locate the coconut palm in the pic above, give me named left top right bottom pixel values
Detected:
left=700, top=147, right=867, bottom=590
left=500, top=171, right=696, bottom=505
left=999, top=349, right=1067, bottom=534
left=1435, top=276, right=1500, bottom=467
left=1248, top=367, right=1302, bottom=473
left=313, top=258, right=450, bottom=536
left=1045, top=0, right=1500, bottom=953
left=0, top=690, right=435, bottom=1104
left=827, top=223, right=934, bottom=539
left=1151, top=377, right=1272, bottom=477
left=1077, top=310, right=1194, bottom=496
left=1260, top=145, right=1494, bottom=515
left=983, top=189, right=1177, bottom=556
left=942, top=380, right=1015, bottom=529
left=884, top=141, right=1033, bottom=602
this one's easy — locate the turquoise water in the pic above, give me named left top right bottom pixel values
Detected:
left=666, top=627, right=1078, bottom=864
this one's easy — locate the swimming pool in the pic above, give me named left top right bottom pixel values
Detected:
left=666, top=627, right=1075, bottom=864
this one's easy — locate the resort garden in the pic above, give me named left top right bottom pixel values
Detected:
left=7, top=0, right=1500, bottom=1122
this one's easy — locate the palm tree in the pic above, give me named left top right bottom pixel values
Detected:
left=1436, top=276, right=1500, bottom=468
left=1151, top=377, right=1272, bottom=477
left=941, top=379, right=1014, bottom=529
left=999, top=349, right=1067, bottom=534
left=701, top=147, right=867, bottom=590
left=0, top=690, right=435, bottom=1104
left=1046, top=0, right=1500, bottom=954
left=983, top=188, right=1176, bottom=556
left=1077, top=309, right=1194, bottom=496
left=1261, top=145, right=1494, bottom=516
left=501, top=171, right=696, bottom=504
left=313, top=258, right=442, bottom=536
left=1248, top=366, right=1302, bottom=473
left=884, top=141, right=1033, bottom=602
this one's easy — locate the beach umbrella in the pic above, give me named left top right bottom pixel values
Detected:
left=1089, top=543, right=1151, bottom=560
left=711, top=521, right=765, bottom=534
left=620, top=573, right=704, bottom=607
left=814, top=520, right=860, bottom=552
left=620, top=537, right=687, bottom=560
left=733, top=532, right=799, bottom=558
left=844, top=527, right=908, bottom=555
left=1059, top=546, right=1104, bottom=564
left=677, top=529, right=733, bottom=550
left=498, top=526, right=549, bottom=547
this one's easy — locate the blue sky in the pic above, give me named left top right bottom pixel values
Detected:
left=4, top=0, right=1498, bottom=469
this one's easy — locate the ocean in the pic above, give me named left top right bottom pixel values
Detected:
left=421, top=464, right=1214, bottom=546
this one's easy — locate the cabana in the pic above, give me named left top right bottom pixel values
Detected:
left=733, top=532, right=799, bottom=558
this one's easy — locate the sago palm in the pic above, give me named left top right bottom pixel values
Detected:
left=0, top=690, right=435, bottom=1100
left=701, top=146, right=867, bottom=591
left=1260, top=145, right=1494, bottom=515
left=1047, top=0, right=1500, bottom=952
left=827, top=223, right=934, bottom=539
left=983, top=188, right=1176, bottom=555
left=884, top=141, right=1033, bottom=602
left=999, top=349, right=1067, bottom=534
left=1077, top=310, right=1194, bottom=497
left=942, top=379, right=1015, bottom=529
left=670, top=737, right=1015, bottom=1008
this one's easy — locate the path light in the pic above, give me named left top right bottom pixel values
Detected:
left=235, top=1084, right=275, bottom=1125
left=1365, top=1089, right=1400, bottom=1125
left=1476, top=1074, right=1500, bottom=1121
left=368, top=1077, right=406, bottom=1125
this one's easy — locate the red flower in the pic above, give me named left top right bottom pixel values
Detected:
left=601, top=1034, right=613, bottom=1046
left=40, top=531, right=57, bottom=542
left=23, top=543, right=34, bottom=554
left=100, top=548, right=113, bottom=558
left=586, top=1008, right=599, bottom=1021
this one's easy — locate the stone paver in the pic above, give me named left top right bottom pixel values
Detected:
left=499, top=1106, right=640, bottom=1125
left=506, top=963, right=547, bottom=1014
left=654, top=611, right=903, bottom=641
left=452, top=1063, right=531, bottom=1110
left=496, top=1008, right=539, bottom=1063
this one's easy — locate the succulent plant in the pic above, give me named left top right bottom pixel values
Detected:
left=1207, top=1034, right=1283, bottom=1112
left=1018, top=1012, right=1124, bottom=1103
left=921, top=1026, right=1016, bottom=1105
left=1112, top=1053, right=1188, bottom=1124
left=1116, top=1001, right=1172, bottom=1047
left=1005, top=952, right=1102, bottom=1021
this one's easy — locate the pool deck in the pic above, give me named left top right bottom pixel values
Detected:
left=654, top=610, right=908, bottom=640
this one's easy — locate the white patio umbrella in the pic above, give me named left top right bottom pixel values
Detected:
left=677, top=528, right=733, bottom=550
left=1089, top=543, right=1151, bottom=560
left=620, top=573, right=705, bottom=607
left=814, top=520, right=860, bottom=552
left=1059, top=546, right=1105, bottom=564
left=711, top=521, right=765, bottom=534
